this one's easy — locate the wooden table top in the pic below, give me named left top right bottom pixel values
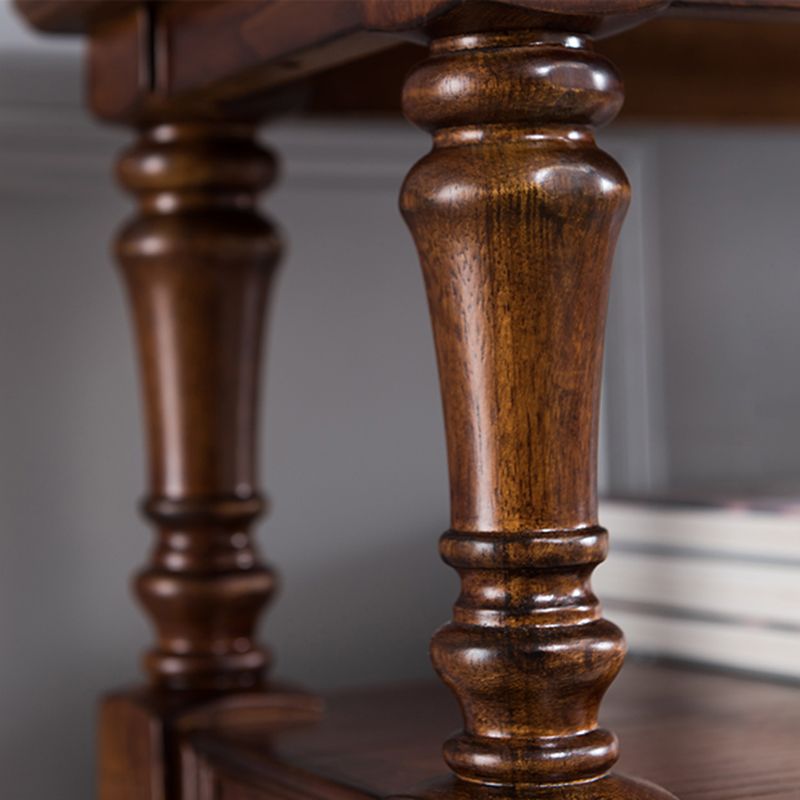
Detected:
left=13, top=2, right=800, bottom=125
left=17, top=0, right=800, bottom=34
left=184, top=661, right=800, bottom=800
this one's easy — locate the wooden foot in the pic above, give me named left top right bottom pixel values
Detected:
left=400, top=29, right=676, bottom=799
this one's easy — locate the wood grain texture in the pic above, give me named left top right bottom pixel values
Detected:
left=179, top=661, right=800, bottom=800
left=116, top=121, right=280, bottom=692
left=400, top=29, right=673, bottom=799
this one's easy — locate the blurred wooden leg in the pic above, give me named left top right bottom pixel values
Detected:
left=99, top=120, right=320, bottom=800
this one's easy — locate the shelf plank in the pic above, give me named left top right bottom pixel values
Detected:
left=181, top=662, right=800, bottom=800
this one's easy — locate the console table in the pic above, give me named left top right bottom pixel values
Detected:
left=13, top=3, right=800, bottom=800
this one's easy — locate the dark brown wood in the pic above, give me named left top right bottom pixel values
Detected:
left=309, top=18, right=800, bottom=124
left=18, top=0, right=800, bottom=37
left=99, top=116, right=327, bottom=800
left=99, top=685, right=321, bottom=800
left=179, top=661, right=800, bottom=800
left=399, top=28, right=673, bottom=800
left=600, top=17, right=800, bottom=123
left=116, top=120, right=280, bottom=692
left=21, top=2, right=800, bottom=124
left=22, top=0, right=670, bottom=123
left=87, top=5, right=151, bottom=123
left=16, top=0, right=663, bottom=36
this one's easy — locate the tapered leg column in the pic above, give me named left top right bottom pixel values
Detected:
left=399, top=32, right=676, bottom=800
left=117, top=121, right=277, bottom=692
left=99, top=120, right=319, bottom=800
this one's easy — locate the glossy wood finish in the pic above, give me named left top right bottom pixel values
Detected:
left=400, top=29, right=673, bottom=800
left=116, top=120, right=280, bottom=692
left=11, top=3, right=800, bottom=800
left=179, top=661, right=800, bottom=800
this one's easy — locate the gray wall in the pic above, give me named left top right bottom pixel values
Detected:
left=603, top=128, right=800, bottom=499
left=4, top=8, right=800, bottom=797
left=654, top=131, right=800, bottom=495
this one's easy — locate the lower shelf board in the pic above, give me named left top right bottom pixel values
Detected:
left=181, top=660, right=800, bottom=800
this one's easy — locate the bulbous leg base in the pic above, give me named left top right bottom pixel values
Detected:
left=389, top=774, right=678, bottom=800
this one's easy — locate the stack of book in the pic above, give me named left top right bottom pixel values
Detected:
left=597, top=498, right=800, bottom=679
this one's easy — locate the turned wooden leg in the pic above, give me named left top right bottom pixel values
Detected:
left=99, top=120, right=319, bottom=800
left=398, top=31, right=676, bottom=800
left=117, top=121, right=277, bottom=692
